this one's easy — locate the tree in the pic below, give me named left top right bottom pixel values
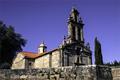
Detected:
left=0, top=21, right=26, bottom=68
left=105, top=60, right=120, bottom=66
left=94, top=37, right=103, bottom=65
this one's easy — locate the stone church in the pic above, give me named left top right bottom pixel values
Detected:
left=12, top=8, right=92, bottom=69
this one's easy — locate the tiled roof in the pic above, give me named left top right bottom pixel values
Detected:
left=21, top=51, right=40, bottom=58
left=20, top=48, right=59, bottom=59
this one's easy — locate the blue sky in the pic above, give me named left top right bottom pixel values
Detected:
left=0, top=0, right=120, bottom=63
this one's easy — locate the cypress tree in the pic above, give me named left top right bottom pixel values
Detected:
left=94, top=37, right=103, bottom=65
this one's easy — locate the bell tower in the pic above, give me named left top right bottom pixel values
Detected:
left=67, top=7, right=84, bottom=44
left=38, top=42, right=47, bottom=53
left=60, top=7, right=92, bottom=66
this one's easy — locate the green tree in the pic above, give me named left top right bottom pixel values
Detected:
left=0, top=21, right=26, bottom=68
left=94, top=37, right=103, bottom=65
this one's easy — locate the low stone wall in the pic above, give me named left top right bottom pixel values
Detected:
left=0, top=65, right=112, bottom=80
left=111, top=66, right=120, bottom=80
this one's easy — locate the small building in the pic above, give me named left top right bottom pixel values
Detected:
left=12, top=8, right=92, bottom=69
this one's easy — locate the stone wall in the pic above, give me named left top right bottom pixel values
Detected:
left=51, top=50, right=60, bottom=67
left=34, top=50, right=60, bottom=68
left=0, top=65, right=112, bottom=80
left=111, top=66, right=120, bottom=80
left=12, top=53, right=25, bottom=69
left=34, top=54, right=50, bottom=68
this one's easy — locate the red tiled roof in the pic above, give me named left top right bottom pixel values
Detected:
left=21, top=51, right=40, bottom=58
left=20, top=48, right=59, bottom=59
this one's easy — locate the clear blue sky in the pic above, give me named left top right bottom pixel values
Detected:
left=0, top=0, right=120, bottom=63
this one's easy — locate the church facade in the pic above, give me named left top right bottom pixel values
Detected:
left=12, top=8, right=92, bottom=69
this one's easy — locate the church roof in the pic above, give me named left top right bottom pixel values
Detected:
left=21, top=51, right=39, bottom=58
left=20, top=48, right=59, bottom=59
